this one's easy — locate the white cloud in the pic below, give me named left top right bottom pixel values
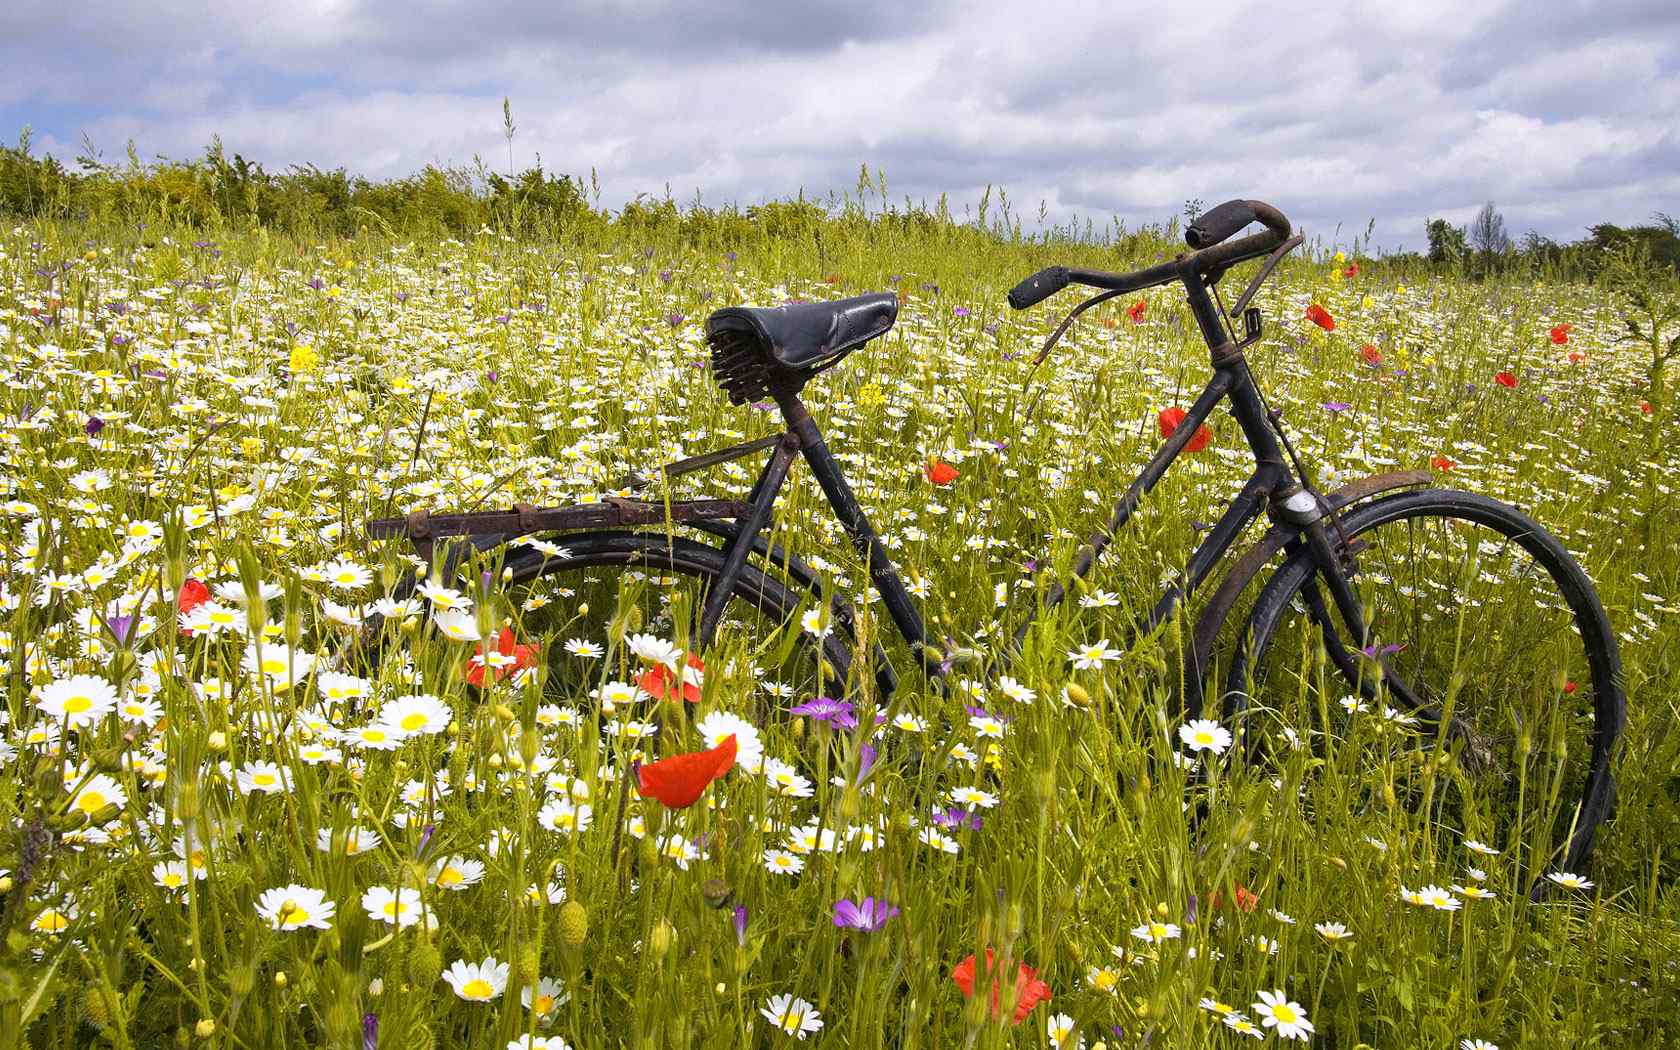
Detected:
left=4, top=0, right=1677, bottom=248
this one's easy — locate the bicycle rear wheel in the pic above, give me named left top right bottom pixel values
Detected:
left=1226, top=489, right=1624, bottom=882
left=502, top=532, right=851, bottom=703
left=364, top=531, right=850, bottom=714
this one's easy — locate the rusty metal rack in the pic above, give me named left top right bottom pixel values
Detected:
left=367, top=497, right=752, bottom=562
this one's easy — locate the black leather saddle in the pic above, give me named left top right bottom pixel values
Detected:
left=707, top=292, right=898, bottom=404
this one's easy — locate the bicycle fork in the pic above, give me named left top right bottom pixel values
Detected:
left=1297, top=515, right=1443, bottom=723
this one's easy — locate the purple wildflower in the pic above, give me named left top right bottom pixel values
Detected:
left=1322, top=401, right=1351, bottom=413
left=789, top=696, right=857, bottom=730
left=85, top=416, right=104, bottom=436
left=100, top=613, right=138, bottom=647
left=953, top=306, right=970, bottom=318
left=362, top=1013, right=378, bottom=1050
left=666, top=312, right=685, bottom=328
left=732, top=904, right=749, bottom=946
left=833, top=897, right=899, bottom=932
left=855, top=743, right=878, bottom=785
left=1362, top=642, right=1405, bottom=658
left=932, top=806, right=982, bottom=831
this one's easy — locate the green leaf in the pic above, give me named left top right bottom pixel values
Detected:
left=17, top=942, right=69, bottom=1032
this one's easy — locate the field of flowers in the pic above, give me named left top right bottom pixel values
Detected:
left=0, top=215, right=1676, bottom=1049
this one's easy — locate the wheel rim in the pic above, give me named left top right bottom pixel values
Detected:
left=1229, top=494, right=1621, bottom=884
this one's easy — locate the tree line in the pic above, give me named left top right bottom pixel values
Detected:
left=5, top=127, right=1676, bottom=282
left=1420, top=201, right=1680, bottom=279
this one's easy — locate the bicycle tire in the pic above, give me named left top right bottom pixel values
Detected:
left=363, top=530, right=855, bottom=699
left=1225, top=488, right=1624, bottom=878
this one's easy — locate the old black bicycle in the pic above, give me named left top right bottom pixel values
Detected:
left=369, top=199, right=1625, bottom=879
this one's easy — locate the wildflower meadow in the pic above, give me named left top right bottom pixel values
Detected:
left=0, top=198, right=1676, bottom=1050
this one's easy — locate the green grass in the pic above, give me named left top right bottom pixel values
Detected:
left=0, top=212, right=1676, bottom=1050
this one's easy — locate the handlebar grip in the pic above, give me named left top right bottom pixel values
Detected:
left=1186, top=200, right=1259, bottom=249
left=1007, top=266, right=1070, bottom=309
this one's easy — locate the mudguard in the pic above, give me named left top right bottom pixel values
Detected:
left=1181, top=469, right=1431, bottom=711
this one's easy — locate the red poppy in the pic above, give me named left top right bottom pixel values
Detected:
left=1430, top=454, right=1458, bottom=472
left=1126, top=299, right=1147, bottom=324
left=638, top=652, right=705, bottom=704
left=636, top=734, right=737, bottom=809
left=1568, top=351, right=1585, bottom=364
left=1157, top=407, right=1212, bottom=453
left=1359, top=344, right=1383, bottom=365
left=178, top=578, right=210, bottom=617
left=1495, top=371, right=1518, bottom=388
left=1640, top=400, right=1653, bottom=415
left=1210, top=883, right=1260, bottom=912
left=1549, top=323, right=1571, bottom=345
left=951, top=950, right=1052, bottom=1025
left=465, top=626, right=540, bottom=687
left=927, top=460, right=960, bottom=486
left=1306, top=304, right=1336, bottom=332
left=1563, top=680, right=1579, bottom=695
left=1343, top=263, right=1359, bottom=278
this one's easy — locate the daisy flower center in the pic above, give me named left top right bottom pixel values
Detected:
left=462, top=979, right=493, bottom=999
left=63, top=695, right=93, bottom=713
left=1273, top=1004, right=1297, bottom=1023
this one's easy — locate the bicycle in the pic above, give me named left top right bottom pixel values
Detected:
left=367, top=198, right=1625, bottom=881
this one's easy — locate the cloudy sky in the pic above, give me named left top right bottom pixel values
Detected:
left=2, top=0, right=1675, bottom=250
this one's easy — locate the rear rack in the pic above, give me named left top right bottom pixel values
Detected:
left=368, top=496, right=751, bottom=562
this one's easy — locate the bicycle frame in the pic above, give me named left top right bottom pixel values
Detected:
left=697, top=272, right=1356, bottom=694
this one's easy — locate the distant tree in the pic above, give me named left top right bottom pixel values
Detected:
left=1426, top=218, right=1467, bottom=264
left=1470, top=201, right=1511, bottom=255
left=1587, top=221, right=1680, bottom=274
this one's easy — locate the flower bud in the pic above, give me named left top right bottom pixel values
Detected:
left=407, top=941, right=442, bottom=986
left=649, top=919, right=675, bottom=960
left=557, top=901, right=588, bottom=947
left=82, top=986, right=112, bottom=1029
left=515, top=948, right=540, bottom=987
left=195, top=1018, right=215, bottom=1039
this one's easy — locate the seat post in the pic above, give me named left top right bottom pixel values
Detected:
left=772, top=390, right=936, bottom=671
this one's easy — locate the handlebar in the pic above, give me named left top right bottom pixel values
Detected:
left=1007, top=198, right=1292, bottom=310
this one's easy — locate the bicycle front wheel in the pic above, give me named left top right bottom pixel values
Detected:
left=1226, top=489, right=1624, bottom=882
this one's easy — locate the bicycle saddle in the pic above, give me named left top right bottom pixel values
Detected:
left=707, top=292, right=897, bottom=403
